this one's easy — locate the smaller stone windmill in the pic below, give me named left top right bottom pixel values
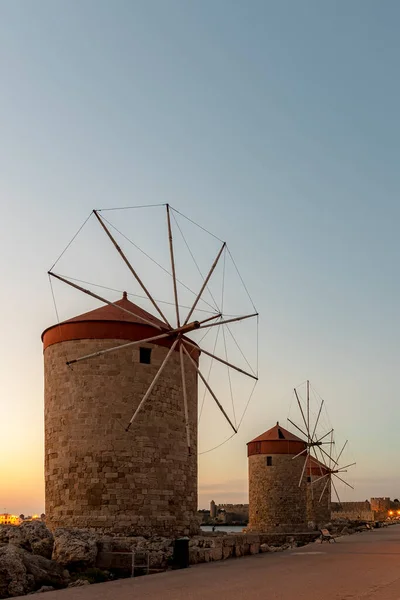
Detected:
left=288, top=381, right=355, bottom=525
left=287, top=381, right=335, bottom=488
left=311, top=438, right=356, bottom=506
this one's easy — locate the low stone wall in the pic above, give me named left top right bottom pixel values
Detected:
left=332, top=510, right=375, bottom=522
left=96, top=531, right=320, bottom=571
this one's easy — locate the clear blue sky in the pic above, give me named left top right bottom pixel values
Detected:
left=2, top=0, right=400, bottom=513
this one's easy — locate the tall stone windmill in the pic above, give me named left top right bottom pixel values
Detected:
left=43, top=205, right=258, bottom=535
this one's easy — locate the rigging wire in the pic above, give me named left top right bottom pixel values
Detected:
left=96, top=204, right=166, bottom=211
left=171, top=210, right=221, bottom=313
left=256, top=314, right=259, bottom=378
left=49, top=211, right=93, bottom=272
left=199, top=378, right=258, bottom=456
left=220, top=248, right=236, bottom=427
left=170, top=206, right=224, bottom=243
left=226, top=246, right=258, bottom=313
left=236, top=379, right=258, bottom=430
left=50, top=274, right=221, bottom=315
left=223, top=326, right=237, bottom=428
left=198, top=433, right=236, bottom=455
left=226, top=324, right=257, bottom=377
left=198, top=323, right=222, bottom=424
left=100, top=214, right=217, bottom=313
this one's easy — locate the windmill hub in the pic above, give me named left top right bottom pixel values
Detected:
left=173, top=321, right=201, bottom=334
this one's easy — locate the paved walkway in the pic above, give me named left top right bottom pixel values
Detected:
left=19, top=526, right=400, bottom=599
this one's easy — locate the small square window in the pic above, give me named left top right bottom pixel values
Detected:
left=140, top=347, right=152, bottom=364
left=266, top=456, right=272, bottom=466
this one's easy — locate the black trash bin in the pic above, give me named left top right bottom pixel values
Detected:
left=172, top=537, right=190, bottom=569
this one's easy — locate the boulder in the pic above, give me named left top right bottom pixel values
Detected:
left=20, top=522, right=54, bottom=560
left=0, top=522, right=54, bottom=560
left=30, top=586, right=55, bottom=594
left=0, top=544, right=30, bottom=598
left=0, top=544, right=69, bottom=598
left=260, top=544, right=270, bottom=553
left=341, top=526, right=352, bottom=535
left=53, top=529, right=98, bottom=568
left=68, top=579, right=90, bottom=588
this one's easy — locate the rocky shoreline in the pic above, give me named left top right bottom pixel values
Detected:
left=0, top=520, right=379, bottom=598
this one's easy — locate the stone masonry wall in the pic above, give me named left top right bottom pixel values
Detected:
left=96, top=532, right=321, bottom=572
left=44, top=338, right=198, bottom=536
left=331, top=501, right=370, bottom=513
left=306, top=476, right=331, bottom=528
left=370, top=498, right=390, bottom=513
left=331, top=510, right=375, bottom=522
left=248, top=454, right=308, bottom=533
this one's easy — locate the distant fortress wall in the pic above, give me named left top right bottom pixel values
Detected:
left=217, top=504, right=249, bottom=523
left=331, top=500, right=387, bottom=522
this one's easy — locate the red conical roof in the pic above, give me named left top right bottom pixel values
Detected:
left=248, top=422, right=305, bottom=444
left=61, top=291, right=168, bottom=330
left=42, top=292, right=200, bottom=361
left=247, top=422, right=307, bottom=457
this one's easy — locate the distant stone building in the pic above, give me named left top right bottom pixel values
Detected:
left=0, top=514, right=21, bottom=526
left=331, top=498, right=395, bottom=522
left=210, top=500, right=217, bottom=519
left=217, top=504, right=249, bottom=524
left=247, top=422, right=308, bottom=533
left=370, top=497, right=390, bottom=516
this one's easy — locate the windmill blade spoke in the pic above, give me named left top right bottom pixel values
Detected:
left=329, top=430, right=334, bottom=470
left=315, top=429, right=334, bottom=443
left=294, top=389, right=310, bottom=440
left=298, top=454, right=308, bottom=487
left=198, top=313, right=258, bottom=330
left=166, top=204, right=180, bottom=327
left=126, top=338, right=179, bottom=430
left=333, top=473, right=354, bottom=490
left=49, top=272, right=164, bottom=330
left=336, top=440, right=348, bottom=463
left=319, top=476, right=330, bottom=503
left=311, top=399, right=324, bottom=442
left=319, top=445, right=339, bottom=466
left=306, top=380, right=310, bottom=443
left=311, top=445, right=324, bottom=478
left=316, top=444, right=328, bottom=467
left=198, top=313, right=222, bottom=326
left=179, top=343, right=191, bottom=454
left=66, top=332, right=173, bottom=365
left=93, top=210, right=171, bottom=327
left=287, top=418, right=308, bottom=440
left=292, top=447, right=307, bottom=460
left=312, top=472, right=330, bottom=485
left=184, top=242, right=226, bottom=325
left=184, top=339, right=258, bottom=381
left=299, top=454, right=308, bottom=487
left=331, top=479, right=342, bottom=505
left=182, top=345, right=237, bottom=434
left=338, top=462, right=356, bottom=471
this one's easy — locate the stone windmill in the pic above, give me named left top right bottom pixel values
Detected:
left=44, top=205, right=258, bottom=536
left=288, top=380, right=355, bottom=525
